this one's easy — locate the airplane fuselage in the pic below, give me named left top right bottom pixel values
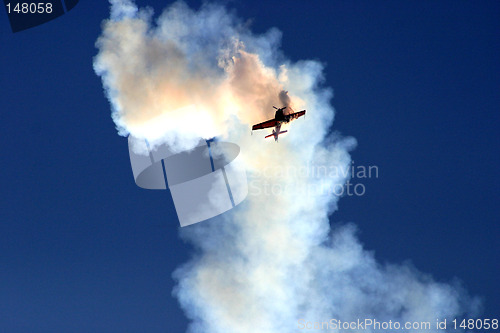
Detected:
left=265, top=109, right=288, bottom=141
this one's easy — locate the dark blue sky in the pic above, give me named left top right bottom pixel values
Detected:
left=1, top=1, right=498, bottom=332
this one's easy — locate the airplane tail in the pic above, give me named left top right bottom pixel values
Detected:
left=265, top=130, right=288, bottom=141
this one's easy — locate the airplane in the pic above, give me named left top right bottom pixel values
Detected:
left=251, top=106, right=306, bottom=141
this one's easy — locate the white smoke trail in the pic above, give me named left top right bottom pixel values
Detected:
left=94, top=1, right=480, bottom=332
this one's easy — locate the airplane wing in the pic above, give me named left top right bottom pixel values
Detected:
left=252, top=119, right=277, bottom=130
left=287, top=110, right=306, bottom=121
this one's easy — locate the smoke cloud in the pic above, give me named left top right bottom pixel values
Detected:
left=94, top=1, right=479, bottom=332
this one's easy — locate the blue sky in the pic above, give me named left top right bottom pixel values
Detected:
left=1, top=1, right=498, bottom=332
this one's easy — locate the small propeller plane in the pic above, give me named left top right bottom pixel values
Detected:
left=251, top=106, right=306, bottom=141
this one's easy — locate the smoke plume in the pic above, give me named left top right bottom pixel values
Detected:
left=94, top=1, right=479, bottom=332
